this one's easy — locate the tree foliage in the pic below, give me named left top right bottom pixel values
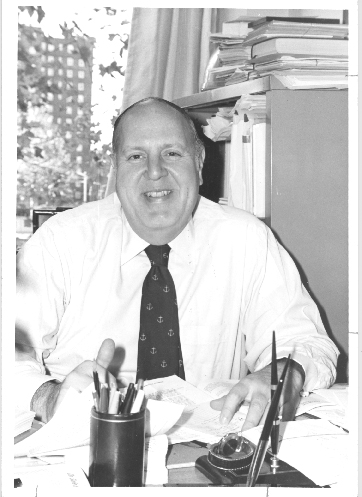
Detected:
left=17, top=7, right=129, bottom=214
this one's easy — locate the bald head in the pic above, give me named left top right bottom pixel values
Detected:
left=112, top=97, right=205, bottom=161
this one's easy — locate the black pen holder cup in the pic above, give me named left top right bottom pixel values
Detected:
left=89, top=406, right=145, bottom=487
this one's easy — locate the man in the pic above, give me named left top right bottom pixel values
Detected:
left=16, top=97, right=339, bottom=429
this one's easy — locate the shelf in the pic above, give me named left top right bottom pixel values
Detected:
left=173, top=76, right=271, bottom=109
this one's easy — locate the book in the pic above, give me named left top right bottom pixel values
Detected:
left=248, top=16, right=341, bottom=29
left=252, top=37, right=348, bottom=58
left=243, top=21, right=348, bottom=46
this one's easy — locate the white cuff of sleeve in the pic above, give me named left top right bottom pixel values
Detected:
left=14, top=369, right=59, bottom=412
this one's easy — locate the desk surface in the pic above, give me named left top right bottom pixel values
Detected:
left=15, top=416, right=326, bottom=488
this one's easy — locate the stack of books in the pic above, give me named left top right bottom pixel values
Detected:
left=204, top=16, right=348, bottom=90
left=247, top=18, right=348, bottom=88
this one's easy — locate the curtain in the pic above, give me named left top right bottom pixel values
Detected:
left=105, top=7, right=218, bottom=196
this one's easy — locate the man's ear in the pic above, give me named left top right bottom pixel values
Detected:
left=198, top=148, right=205, bottom=186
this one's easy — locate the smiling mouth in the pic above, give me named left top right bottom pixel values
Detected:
left=144, top=190, right=172, bottom=198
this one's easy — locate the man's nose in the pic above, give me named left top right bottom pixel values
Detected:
left=146, top=154, right=167, bottom=181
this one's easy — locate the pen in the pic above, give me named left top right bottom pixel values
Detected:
left=120, top=383, right=135, bottom=414
left=270, top=331, right=280, bottom=458
left=93, top=362, right=100, bottom=399
left=246, top=355, right=291, bottom=487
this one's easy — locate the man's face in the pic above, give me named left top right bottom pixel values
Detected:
left=115, top=102, right=204, bottom=244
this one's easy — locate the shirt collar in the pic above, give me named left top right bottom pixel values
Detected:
left=115, top=192, right=197, bottom=267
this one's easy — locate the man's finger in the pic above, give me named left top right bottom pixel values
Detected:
left=210, top=396, right=226, bottom=412
left=219, top=383, right=248, bottom=425
left=96, top=339, right=115, bottom=369
left=241, top=393, right=269, bottom=432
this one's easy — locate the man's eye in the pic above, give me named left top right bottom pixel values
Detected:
left=128, top=154, right=143, bottom=161
left=166, top=151, right=181, bottom=157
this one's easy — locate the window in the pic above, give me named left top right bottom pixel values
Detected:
left=76, top=156, right=83, bottom=164
left=47, top=104, right=54, bottom=113
left=78, top=59, right=85, bottom=68
left=66, top=96, right=73, bottom=103
left=41, top=41, right=47, bottom=51
left=77, top=95, right=84, bottom=103
left=78, top=83, right=84, bottom=91
left=58, top=43, right=63, bottom=52
left=67, top=57, right=74, bottom=66
left=29, top=46, right=36, bottom=55
left=58, top=57, right=63, bottom=63
left=47, top=93, right=54, bottom=101
left=40, top=67, right=45, bottom=73
left=67, top=69, right=73, bottom=78
left=66, top=118, right=72, bottom=124
left=76, top=144, right=83, bottom=152
left=41, top=55, right=46, bottom=63
left=65, top=131, right=72, bottom=139
left=58, top=94, right=63, bottom=100
left=47, top=115, right=54, bottom=124
left=67, top=44, right=74, bottom=54
left=48, top=44, right=54, bottom=52
left=47, top=67, right=54, bottom=76
left=66, top=106, right=72, bottom=115
left=57, top=81, right=63, bottom=88
left=57, top=117, right=62, bottom=124
left=48, top=55, right=54, bottom=63
left=78, top=70, right=85, bottom=79
left=77, top=109, right=84, bottom=116
left=58, top=68, right=64, bottom=76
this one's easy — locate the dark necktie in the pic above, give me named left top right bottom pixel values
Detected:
left=136, top=245, right=185, bottom=382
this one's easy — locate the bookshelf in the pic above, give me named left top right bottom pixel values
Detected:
left=174, top=79, right=348, bottom=382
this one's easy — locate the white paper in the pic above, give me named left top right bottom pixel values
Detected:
left=144, top=435, right=168, bottom=486
left=18, top=464, right=90, bottom=493
left=144, top=376, right=247, bottom=445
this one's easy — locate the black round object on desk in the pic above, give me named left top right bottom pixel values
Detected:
left=207, top=435, right=254, bottom=472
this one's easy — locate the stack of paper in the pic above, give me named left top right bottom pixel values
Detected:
left=202, top=36, right=252, bottom=90
left=247, top=21, right=348, bottom=88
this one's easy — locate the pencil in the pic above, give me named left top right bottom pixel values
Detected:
left=246, top=355, right=291, bottom=487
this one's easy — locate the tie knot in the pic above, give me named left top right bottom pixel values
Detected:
left=145, top=245, right=171, bottom=267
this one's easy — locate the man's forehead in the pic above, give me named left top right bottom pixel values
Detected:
left=121, top=101, right=189, bottom=129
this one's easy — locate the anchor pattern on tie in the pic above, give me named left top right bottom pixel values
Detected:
left=137, top=244, right=185, bottom=382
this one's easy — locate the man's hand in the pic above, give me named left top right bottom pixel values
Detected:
left=210, top=358, right=305, bottom=432
left=31, top=339, right=116, bottom=423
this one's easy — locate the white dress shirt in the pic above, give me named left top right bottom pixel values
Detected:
left=15, top=193, right=339, bottom=410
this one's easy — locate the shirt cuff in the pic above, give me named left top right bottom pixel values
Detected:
left=252, top=346, right=335, bottom=393
left=14, top=362, right=59, bottom=411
